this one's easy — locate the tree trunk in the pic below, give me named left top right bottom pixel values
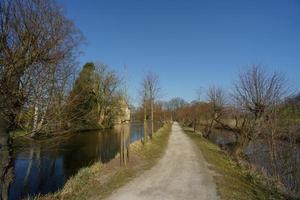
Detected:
left=205, top=118, right=214, bottom=138
left=143, top=100, right=147, bottom=142
left=2, top=68, right=26, bottom=131
left=120, top=127, right=123, bottom=165
left=0, top=122, right=14, bottom=200
left=150, top=98, right=154, bottom=139
left=37, top=105, right=48, bottom=132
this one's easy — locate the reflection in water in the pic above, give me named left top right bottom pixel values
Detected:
left=0, top=122, right=162, bottom=200
left=208, top=129, right=236, bottom=145
left=115, top=124, right=130, bottom=166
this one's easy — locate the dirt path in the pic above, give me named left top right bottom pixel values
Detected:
left=106, top=122, right=219, bottom=200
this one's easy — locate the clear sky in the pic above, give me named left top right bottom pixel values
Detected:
left=59, top=0, right=300, bottom=104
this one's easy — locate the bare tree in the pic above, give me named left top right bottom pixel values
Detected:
left=232, top=65, right=287, bottom=157
left=233, top=65, right=286, bottom=119
left=205, top=85, right=227, bottom=137
left=138, top=77, right=150, bottom=142
left=140, top=71, right=161, bottom=138
left=167, top=97, right=187, bottom=121
left=95, top=63, right=123, bottom=127
left=0, top=0, right=84, bottom=131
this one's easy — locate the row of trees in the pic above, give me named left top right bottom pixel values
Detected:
left=171, top=65, right=300, bottom=195
left=0, top=0, right=126, bottom=137
left=173, top=66, right=297, bottom=151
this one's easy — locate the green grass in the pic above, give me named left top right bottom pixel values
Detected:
left=40, top=122, right=172, bottom=200
left=183, top=127, right=296, bottom=200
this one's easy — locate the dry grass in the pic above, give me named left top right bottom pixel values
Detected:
left=183, top=127, right=297, bottom=200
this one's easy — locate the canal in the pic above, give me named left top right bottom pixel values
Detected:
left=0, top=122, right=162, bottom=200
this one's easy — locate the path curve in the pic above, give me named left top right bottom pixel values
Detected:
left=106, top=122, right=219, bottom=200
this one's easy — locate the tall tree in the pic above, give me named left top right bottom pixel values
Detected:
left=67, top=62, right=122, bottom=130
left=140, top=71, right=161, bottom=138
left=67, top=63, right=98, bottom=128
left=232, top=65, right=287, bottom=155
left=94, top=63, right=123, bottom=128
left=139, top=77, right=149, bottom=142
left=0, top=0, right=83, bottom=131
left=205, top=85, right=227, bottom=137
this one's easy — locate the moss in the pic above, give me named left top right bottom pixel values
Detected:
left=183, top=127, right=296, bottom=200
left=40, top=122, right=172, bottom=200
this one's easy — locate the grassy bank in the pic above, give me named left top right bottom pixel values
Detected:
left=183, top=127, right=296, bottom=200
left=39, top=122, right=172, bottom=200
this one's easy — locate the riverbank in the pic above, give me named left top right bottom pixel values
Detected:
left=183, top=127, right=297, bottom=200
left=37, top=122, right=172, bottom=200
left=105, top=122, right=219, bottom=200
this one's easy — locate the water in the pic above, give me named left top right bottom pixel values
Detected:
left=208, top=128, right=300, bottom=196
left=245, top=139, right=300, bottom=195
left=0, top=122, right=162, bottom=200
left=208, top=128, right=236, bottom=145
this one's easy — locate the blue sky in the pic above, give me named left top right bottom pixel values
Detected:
left=60, top=0, right=300, bottom=104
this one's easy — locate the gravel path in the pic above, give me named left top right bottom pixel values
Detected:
left=106, top=122, right=219, bottom=200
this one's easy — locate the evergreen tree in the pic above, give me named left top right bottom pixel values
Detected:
left=66, top=62, right=124, bottom=130
left=67, top=63, right=99, bottom=129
